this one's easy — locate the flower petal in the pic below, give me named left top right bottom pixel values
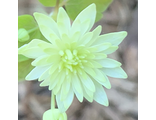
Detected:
left=93, top=80, right=109, bottom=106
left=60, top=74, right=71, bottom=101
left=102, top=45, right=118, bottom=54
left=87, top=60, right=103, bottom=68
left=89, top=42, right=111, bottom=52
left=63, top=89, right=74, bottom=111
left=97, top=58, right=122, bottom=68
left=87, top=25, right=102, bottom=46
left=94, top=31, right=127, bottom=46
left=72, top=74, right=83, bottom=94
left=57, top=7, right=71, bottom=36
left=78, top=73, right=95, bottom=92
left=72, top=85, right=83, bottom=102
left=53, top=71, right=66, bottom=95
left=18, top=39, right=47, bottom=59
left=79, top=19, right=90, bottom=36
left=20, top=47, right=45, bottom=59
left=56, top=94, right=66, bottom=112
left=38, top=67, right=51, bottom=81
left=37, top=25, right=59, bottom=44
left=56, top=90, right=74, bottom=112
left=33, top=12, right=60, bottom=39
left=37, top=41, right=56, bottom=50
left=78, top=32, right=93, bottom=45
left=101, top=67, right=128, bottom=78
left=90, top=68, right=107, bottom=84
left=93, top=53, right=107, bottom=60
left=102, top=75, right=111, bottom=89
left=71, top=3, right=96, bottom=35
left=89, top=70, right=111, bottom=89
left=25, top=65, right=50, bottom=80
left=43, top=47, right=59, bottom=55
left=31, top=55, right=50, bottom=66
left=82, top=85, right=93, bottom=102
left=83, top=66, right=96, bottom=77
left=48, top=71, right=61, bottom=90
left=40, top=68, right=59, bottom=88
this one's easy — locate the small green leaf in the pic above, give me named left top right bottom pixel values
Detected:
left=65, top=0, right=113, bottom=22
left=18, top=59, right=34, bottom=81
left=38, top=0, right=63, bottom=7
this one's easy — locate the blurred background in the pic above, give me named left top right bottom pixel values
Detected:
left=18, top=0, right=138, bottom=120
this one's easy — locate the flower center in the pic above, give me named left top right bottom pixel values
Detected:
left=58, top=49, right=86, bottom=74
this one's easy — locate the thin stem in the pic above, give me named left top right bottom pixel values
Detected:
left=52, top=0, right=60, bottom=21
left=27, top=27, right=38, bottom=34
left=51, top=91, right=55, bottom=109
left=59, top=0, right=68, bottom=7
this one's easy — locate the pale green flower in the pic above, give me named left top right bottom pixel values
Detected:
left=43, top=109, right=67, bottom=120
left=18, top=3, right=127, bottom=112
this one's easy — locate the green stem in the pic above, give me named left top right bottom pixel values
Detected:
left=51, top=91, right=55, bottom=109
left=27, top=27, right=38, bottom=34
left=52, top=0, right=60, bottom=21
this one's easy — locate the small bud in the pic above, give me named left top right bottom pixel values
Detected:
left=43, top=109, right=67, bottom=120
left=18, top=28, right=29, bottom=42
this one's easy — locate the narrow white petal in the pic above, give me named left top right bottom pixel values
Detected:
left=38, top=25, right=59, bottom=44
left=90, top=68, right=107, bottom=84
left=63, top=89, right=74, bottom=110
left=72, top=74, right=83, bottom=94
left=38, top=66, right=51, bottom=81
left=79, top=19, right=90, bottom=36
left=21, top=47, right=45, bottom=59
left=70, top=19, right=81, bottom=36
left=102, top=75, right=111, bottom=89
left=87, top=25, right=102, bottom=46
left=57, top=7, right=71, bottom=36
left=82, top=85, right=93, bottom=102
left=53, top=71, right=66, bottom=95
left=72, top=3, right=96, bottom=35
left=49, top=63, right=59, bottom=74
left=60, top=75, right=71, bottom=100
left=18, top=44, right=28, bottom=54
left=33, top=12, right=60, bottom=38
left=94, top=31, right=127, bottom=46
left=88, top=69, right=111, bottom=89
left=56, top=93, right=66, bottom=112
left=102, top=45, right=118, bottom=54
left=93, top=80, right=109, bottom=106
left=96, top=58, right=122, bottom=68
left=26, top=65, right=49, bottom=80
left=90, top=42, right=111, bottom=52
left=93, top=53, right=107, bottom=60
left=48, top=71, right=60, bottom=90
left=78, top=73, right=95, bottom=92
left=101, top=67, right=128, bottom=78
left=31, top=55, right=50, bottom=66
left=56, top=90, right=74, bottom=112
left=78, top=32, right=93, bottom=45
left=19, top=39, right=49, bottom=59
left=72, top=86, right=83, bottom=102
left=40, top=75, right=51, bottom=86
left=83, top=66, right=96, bottom=77
left=87, top=60, right=103, bottom=68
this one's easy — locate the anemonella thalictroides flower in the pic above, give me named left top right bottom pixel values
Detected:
left=18, top=3, right=128, bottom=112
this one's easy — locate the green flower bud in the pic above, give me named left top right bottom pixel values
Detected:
left=43, top=109, right=67, bottom=120
left=18, top=28, right=29, bottom=42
